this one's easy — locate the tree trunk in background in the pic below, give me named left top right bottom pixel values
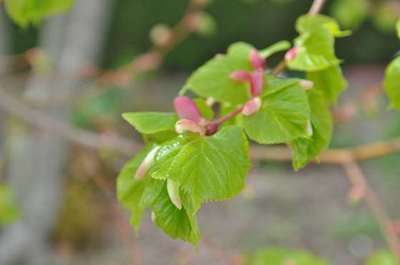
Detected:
left=0, top=0, right=113, bottom=264
left=0, top=7, right=11, bottom=179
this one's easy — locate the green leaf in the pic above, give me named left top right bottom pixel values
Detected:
left=263, top=76, right=301, bottom=96
left=5, top=0, right=75, bottom=27
left=288, top=15, right=347, bottom=72
left=384, top=57, right=400, bottom=109
left=330, top=0, right=369, bottom=30
left=194, top=98, right=214, bottom=120
left=366, top=250, right=396, bottom=265
left=150, top=181, right=200, bottom=244
left=290, top=90, right=333, bottom=170
left=242, top=82, right=311, bottom=144
left=122, top=112, right=178, bottom=134
left=307, top=65, right=347, bottom=104
left=288, top=30, right=340, bottom=72
left=0, top=184, right=20, bottom=226
left=117, top=146, right=155, bottom=231
left=184, top=42, right=253, bottom=104
left=260, top=41, right=291, bottom=58
left=397, top=20, right=400, bottom=39
left=149, top=126, right=250, bottom=209
left=244, top=248, right=329, bottom=265
left=296, top=14, right=351, bottom=37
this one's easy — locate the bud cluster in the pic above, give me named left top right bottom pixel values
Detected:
left=230, top=49, right=266, bottom=116
left=173, top=96, right=216, bottom=136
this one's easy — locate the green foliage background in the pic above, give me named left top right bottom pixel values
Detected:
left=6, top=0, right=400, bottom=70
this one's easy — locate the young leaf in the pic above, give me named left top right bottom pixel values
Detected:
left=149, top=126, right=250, bottom=208
left=287, top=30, right=340, bottom=72
left=244, top=248, right=329, bottom=265
left=288, top=15, right=348, bottom=72
left=366, top=250, right=396, bottom=265
left=122, top=112, right=178, bottom=134
left=260, top=41, right=291, bottom=58
left=184, top=42, right=253, bottom=104
left=117, top=147, right=156, bottom=231
left=5, top=0, right=74, bottom=27
left=307, top=65, right=347, bottom=104
left=242, top=82, right=311, bottom=144
left=296, top=14, right=351, bottom=37
left=290, top=90, right=333, bottom=170
left=149, top=180, right=200, bottom=244
left=384, top=57, right=400, bottom=109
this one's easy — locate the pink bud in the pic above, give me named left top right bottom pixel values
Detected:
left=249, top=49, right=265, bottom=70
left=175, top=119, right=205, bottom=135
left=206, top=123, right=219, bottom=135
left=250, top=69, right=264, bottom=96
left=174, top=96, right=202, bottom=123
left=135, top=146, right=160, bottom=180
left=242, top=97, right=262, bottom=116
left=285, top=47, right=299, bottom=62
left=229, top=70, right=252, bottom=83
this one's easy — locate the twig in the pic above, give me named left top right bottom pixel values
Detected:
left=342, top=161, right=400, bottom=262
left=0, top=88, right=139, bottom=156
left=2, top=88, right=400, bottom=164
left=208, top=106, right=243, bottom=128
left=98, top=0, right=209, bottom=86
left=308, top=0, right=326, bottom=16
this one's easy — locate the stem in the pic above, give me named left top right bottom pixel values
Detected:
left=308, top=0, right=326, bottom=15
left=343, top=161, right=400, bottom=263
left=210, top=106, right=243, bottom=127
left=271, top=60, right=287, bottom=75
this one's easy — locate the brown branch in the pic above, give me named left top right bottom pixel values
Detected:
left=342, top=161, right=400, bottom=262
left=251, top=138, right=400, bottom=164
left=0, top=88, right=139, bottom=156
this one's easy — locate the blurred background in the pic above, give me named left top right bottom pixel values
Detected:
left=0, top=0, right=399, bottom=264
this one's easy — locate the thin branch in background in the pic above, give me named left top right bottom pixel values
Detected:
left=342, top=161, right=400, bottom=262
left=3, top=87, right=400, bottom=165
left=0, top=88, right=139, bottom=156
left=97, top=0, right=209, bottom=86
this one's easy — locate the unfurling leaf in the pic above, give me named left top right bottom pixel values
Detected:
left=287, top=15, right=347, bottom=72
left=167, top=179, right=182, bottom=209
left=184, top=42, right=253, bottom=104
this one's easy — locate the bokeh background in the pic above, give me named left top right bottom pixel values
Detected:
left=0, top=0, right=399, bottom=264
